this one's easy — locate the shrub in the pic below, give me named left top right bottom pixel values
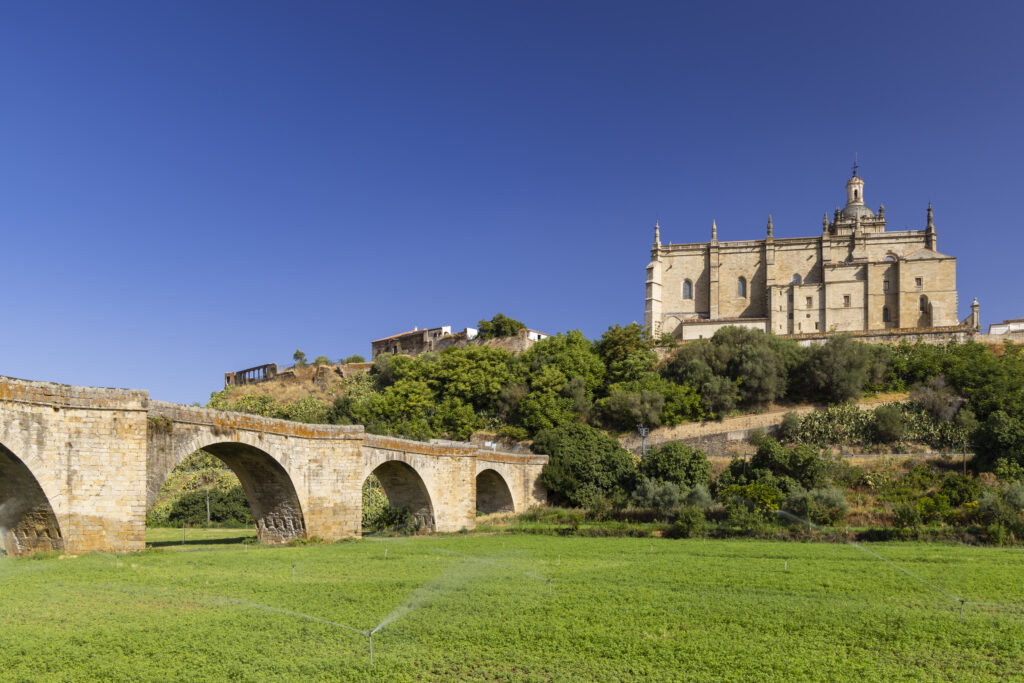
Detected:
left=685, top=484, right=713, bottom=509
left=938, top=472, right=979, bottom=507
left=1003, top=483, right=1024, bottom=513
left=872, top=404, right=908, bottom=444
left=342, top=354, right=366, bottom=364
left=665, top=506, right=705, bottom=538
left=167, top=486, right=253, bottom=525
left=640, top=442, right=711, bottom=490
left=477, top=313, right=526, bottom=340
left=534, top=423, right=637, bottom=508
left=782, top=487, right=849, bottom=526
left=631, top=477, right=682, bottom=518
left=995, top=457, right=1024, bottom=484
left=892, top=503, right=921, bottom=530
left=776, top=411, right=802, bottom=443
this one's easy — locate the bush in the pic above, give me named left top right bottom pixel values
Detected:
left=167, top=486, right=253, bottom=526
left=995, top=458, right=1024, bottom=484
left=342, top=354, right=366, bottom=364
left=685, top=484, right=713, bottom=509
left=533, top=423, right=637, bottom=508
left=665, top=506, right=705, bottom=538
left=938, top=472, right=979, bottom=507
left=872, top=404, right=908, bottom=444
left=1003, top=483, right=1024, bottom=513
left=477, top=313, right=526, bottom=340
left=892, top=503, right=921, bottom=530
left=782, top=487, right=849, bottom=526
left=631, top=477, right=682, bottom=518
left=640, top=442, right=710, bottom=490
left=776, top=411, right=802, bottom=443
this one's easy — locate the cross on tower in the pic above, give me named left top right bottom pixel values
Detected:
left=852, top=154, right=859, bottom=178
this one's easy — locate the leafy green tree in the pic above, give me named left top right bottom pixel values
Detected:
left=640, top=442, right=710, bottom=489
left=477, top=313, right=526, bottom=340
left=312, top=355, right=331, bottom=366
left=521, top=331, right=606, bottom=396
left=342, top=354, right=366, bottom=364
left=293, top=349, right=308, bottom=368
left=800, top=334, right=871, bottom=403
left=533, top=423, right=637, bottom=507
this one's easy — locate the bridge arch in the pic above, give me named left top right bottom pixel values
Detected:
left=365, top=460, right=435, bottom=531
left=0, top=442, right=63, bottom=556
left=476, top=468, right=515, bottom=514
left=148, top=438, right=306, bottom=544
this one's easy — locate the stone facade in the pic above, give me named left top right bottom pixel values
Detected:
left=0, top=376, right=548, bottom=556
left=645, top=171, right=964, bottom=340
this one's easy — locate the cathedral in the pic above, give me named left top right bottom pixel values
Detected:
left=644, top=169, right=964, bottom=341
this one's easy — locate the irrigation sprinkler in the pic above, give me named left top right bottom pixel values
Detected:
left=784, top=560, right=788, bottom=571
left=557, top=553, right=560, bottom=566
left=547, top=578, right=552, bottom=595
left=384, top=545, right=388, bottom=560
left=292, top=565, right=295, bottom=583
left=959, top=599, right=966, bottom=622
left=182, top=522, right=186, bottom=546
left=366, top=630, right=374, bottom=668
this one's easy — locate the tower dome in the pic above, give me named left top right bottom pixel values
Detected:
left=841, top=168, right=875, bottom=219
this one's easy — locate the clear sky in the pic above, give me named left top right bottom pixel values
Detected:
left=2, top=2, right=1022, bottom=405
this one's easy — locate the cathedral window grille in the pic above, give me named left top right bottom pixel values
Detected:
left=682, top=280, right=693, bottom=300
left=792, top=274, right=801, bottom=284
left=844, top=295, right=851, bottom=307
left=883, top=307, right=890, bottom=323
left=805, top=296, right=813, bottom=307
left=883, top=280, right=890, bottom=292
left=737, top=277, right=747, bottom=298
left=915, top=277, right=923, bottom=288
left=920, top=296, right=928, bottom=313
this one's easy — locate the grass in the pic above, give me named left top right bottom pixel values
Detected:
left=1, top=531, right=1023, bottom=681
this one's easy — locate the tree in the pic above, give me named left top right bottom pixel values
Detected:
left=800, top=334, right=871, bottom=403
left=477, top=313, right=526, bottom=340
left=533, top=423, right=637, bottom=507
left=293, top=349, right=308, bottom=368
left=342, top=354, right=366, bottom=364
left=640, top=442, right=710, bottom=489
left=312, top=355, right=331, bottom=366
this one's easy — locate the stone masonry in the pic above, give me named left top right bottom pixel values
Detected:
left=0, top=376, right=548, bottom=556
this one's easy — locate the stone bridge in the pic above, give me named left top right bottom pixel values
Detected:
left=0, top=377, right=547, bottom=556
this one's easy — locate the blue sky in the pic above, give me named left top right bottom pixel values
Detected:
left=2, top=2, right=1022, bottom=404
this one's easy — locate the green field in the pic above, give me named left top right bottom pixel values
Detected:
left=2, top=532, right=1022, bottom=681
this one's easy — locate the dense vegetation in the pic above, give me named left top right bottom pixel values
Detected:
left=208, top=325, right=1024, bottom=467
left=197, top=325, right=1024, bottom=541
left=2, top=533, right=1021, bottom=681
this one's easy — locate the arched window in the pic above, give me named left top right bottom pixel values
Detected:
left=682, top=280, right=693, bottom=300
left=919, top=296, right=929, bottom=313
left=854, top=190, right=858, bottom=200
left=737, top=277, right=747, bottom=298
left=792, top=274, right=801, bottom=285
left=885, top=255, right=896, bottom=262
left=882, top=306, right=890, bottom=323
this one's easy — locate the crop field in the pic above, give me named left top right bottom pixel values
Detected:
left=2, top=531, right=1023, bottom=681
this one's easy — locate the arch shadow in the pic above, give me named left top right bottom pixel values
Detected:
left=476, top=469, right=515, bottom=515
left=0, top=442, right=63, bottom=556
left=153, top=441, right=307, bottom=545
left=368, top=461, right=435, bottom=531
